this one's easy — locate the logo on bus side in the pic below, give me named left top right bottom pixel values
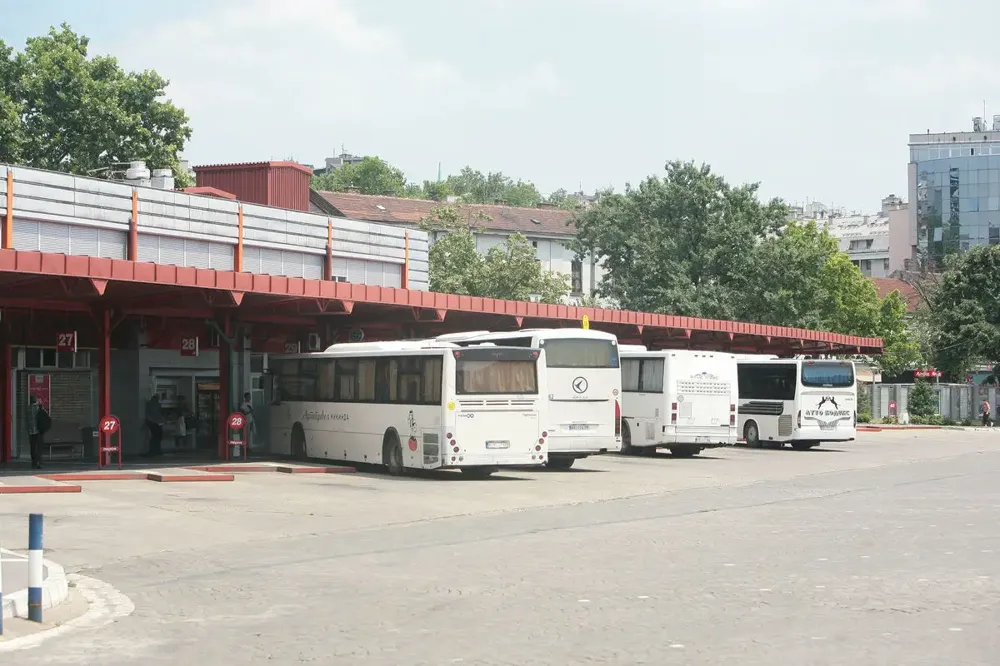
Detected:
left=803, top=396, right=852, bottom=430
left=572, top=377, right=589, bottom=394
left=302, top=410, right=349, bottom=422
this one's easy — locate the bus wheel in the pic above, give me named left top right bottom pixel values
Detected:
left=461, top=466, right=497, bottom=479
left=382, top=431, right=405, bottom=476
left=546, top=456, right=576, bottom=470
left=670, top=446, right=701, bottom=458
left=791, top=442, right=818, bottom=451
left=744, top=421, right=762, bottom=448
left=620, top=421, right=635, bottom=455
left=291, top=424, right=308, bottom=461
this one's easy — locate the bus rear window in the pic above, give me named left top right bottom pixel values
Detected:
left=801, top=362, right=854, bottom=388
left=542, top=339, right=619, bottom=368
left=456, top=360, right=538, bottom=395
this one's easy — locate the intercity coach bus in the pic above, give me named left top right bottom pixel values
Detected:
left=268, top=340, right=550, bottom=477
left=736, top=356, right=857, bottom=450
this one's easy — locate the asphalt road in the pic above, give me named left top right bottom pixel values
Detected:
left=1, top=431, right=998, bottom=664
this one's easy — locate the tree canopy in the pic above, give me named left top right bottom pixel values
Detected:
left=420, top=204, right=569, bottom=303
left=445, top=166, right=542, bottom=207
left=310, top=156, right=413, bottom=196
left=926, top=244, right=1000, bottom=379
left=571, top=160, right=919, bottom=372
left=309, top=158, right=584, bottom=210
left=0, top=24, right=191, bottom=182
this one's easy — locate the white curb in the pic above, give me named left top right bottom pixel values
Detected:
left=1, top=549, right=69, bottom=620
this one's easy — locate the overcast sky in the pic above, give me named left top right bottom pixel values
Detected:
left=4, top=0, right=998, bottom=211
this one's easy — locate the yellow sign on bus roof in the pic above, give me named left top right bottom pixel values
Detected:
left=582, top=314, right=590, bottom=330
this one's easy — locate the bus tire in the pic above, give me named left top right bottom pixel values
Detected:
left=670, top=446, right=701, bottom=458
left=620, top=421, right=636, bottom=455
left=382, top=430, right=405, bottom=476
left=291, top=423, right=308, bottom=461
left=791, top=441, right=818, bottom=451
left=461, top=466, right=497, bottom=479
left=546, top=456, right=576, bottom=470
left=743, top=421, right=762, bottom=448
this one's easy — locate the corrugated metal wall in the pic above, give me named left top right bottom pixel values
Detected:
left=195, top=163, right=311, bottom=212
left=267, top=166, right=311, bottom=212
left=2, top=164, right=429, bottom=290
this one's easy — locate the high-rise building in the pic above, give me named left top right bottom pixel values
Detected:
left=908, top=116, right=1000, bottom=268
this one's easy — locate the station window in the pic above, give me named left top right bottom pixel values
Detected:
left=23, top=347, right=91, bottom=369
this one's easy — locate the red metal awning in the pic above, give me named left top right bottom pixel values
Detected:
left=0, top=250, right=882, bottom=354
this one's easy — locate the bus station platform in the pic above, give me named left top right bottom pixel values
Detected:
left=0, top=458, right=357, bottom=493
left=0, top=162, right=883, bottom=469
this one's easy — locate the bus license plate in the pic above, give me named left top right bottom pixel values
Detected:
left=568, top=424, right=589, bottom=431
left=695, top=437, right=710, bottom=443
left=486, top=440, right=510, bottom=449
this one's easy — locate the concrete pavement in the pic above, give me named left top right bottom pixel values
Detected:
left=0, top=430, right=997, bottom=663
left=1, top=549, right=69, bottom=620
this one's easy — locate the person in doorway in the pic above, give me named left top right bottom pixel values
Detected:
left=145, top=393, right=165, bottom=456
left=982, top=399, right=992, bottom=427
left=174, top=395, right=192, bottom=449
left=27, top=395, right=43, bottom=469
left=240, top=391, right=256, bottom=456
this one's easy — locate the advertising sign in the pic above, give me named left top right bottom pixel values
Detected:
left=28, top=374, right=51, bottom=412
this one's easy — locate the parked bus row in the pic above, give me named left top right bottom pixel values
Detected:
left=265, top=329, right=858, bottom=477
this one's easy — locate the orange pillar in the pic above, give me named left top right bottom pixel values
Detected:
left=235, top=205, right=244, bottom=272
left=217, top=314, right=231, bottom=460
left=324, top=220, right=333, bottom=281
left=4, top=169, right=13, bottom=249
left=128, top=189, right=138, bottom=260
left=402, top=231, right=410, bottom=289
left=98, top=309, right=111, bottom=425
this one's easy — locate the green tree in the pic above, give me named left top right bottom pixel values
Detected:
left=446, top=167, right=542, bottom=207
left=420, top=180, right=452, bottom=202
left=546, top=188, right=582, bottom=210
left=420, top=204, right=569, bottom=303
left=0, top=25, right=191, bottom=182
left=927, top=244, right=1000, bottom=379
left=571, top=161, right=788, bottom=318
left=570, top=160, right=920, bottom=367
left=311, top=156, right=411, bottom=196
left=907, top=379, right=937, bottom=418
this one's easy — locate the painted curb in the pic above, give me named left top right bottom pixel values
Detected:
left=0, top=483, right=82, bottom=495
left=1, top=550, right=69, bottom=620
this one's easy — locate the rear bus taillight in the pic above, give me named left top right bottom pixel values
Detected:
left=797, top=410, right=802, bottom=429
left=730, top=403, right=736, bottom=426
left=615, top=399, right=621, bottom=436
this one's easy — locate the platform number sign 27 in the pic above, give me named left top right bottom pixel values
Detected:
left=56, top=331, right=78, bottom=353
left=180, top=336, right=200, bottom=357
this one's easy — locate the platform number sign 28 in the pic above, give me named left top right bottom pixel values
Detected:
left=180, top=336, right=200, bottom=357
left=56, top=331, right=78, bottom=353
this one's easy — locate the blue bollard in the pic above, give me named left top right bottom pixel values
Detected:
left=28, top=513, right=43, bottom=623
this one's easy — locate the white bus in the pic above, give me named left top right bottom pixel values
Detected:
left=619, top=347, right=738, bottom=457
left=736, top=356, right=857, bottom=450
left=267, top=340, right=550, bottom=477
left=438, top=328, right=622, bottom=469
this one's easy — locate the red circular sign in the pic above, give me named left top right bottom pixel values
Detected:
left=227, top=412, right=246, bottom=430
left=100, top=415, right=120, bottom=435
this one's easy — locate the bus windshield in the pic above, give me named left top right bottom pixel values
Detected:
left=801, top=362, right=855, bottom=388
left=542, top=339, right=619, bottom=369
left=455, top=348, right=539, bottom=395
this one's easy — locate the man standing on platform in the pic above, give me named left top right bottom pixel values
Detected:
left=145, top=393, right=165, bottom=456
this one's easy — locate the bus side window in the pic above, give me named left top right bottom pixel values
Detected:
left=264, top=372, right=280, bottom=405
